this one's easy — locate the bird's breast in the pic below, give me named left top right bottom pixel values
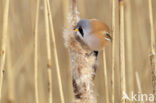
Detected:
left=84, top=34, right=101, bottom=50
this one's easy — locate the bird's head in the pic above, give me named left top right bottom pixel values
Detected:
left=73, top=19, right=112, bottom=50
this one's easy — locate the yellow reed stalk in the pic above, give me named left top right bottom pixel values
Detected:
left=47, top=69, right=52, bottom=103
left=103, top=49, right=109, bottom=103
left=79, top=0, right=86, bottom=18
left=44, top=0, right=53, bottom=103
left=0, top=0, right=10, bottom=101
left=125, top=0, right=134, bottom=96
left=62, top=0, right=69, bottom=26
left=119, top=0, right=126, bottom=103
left=34, top=0, right=40, bottom=103
left=111, top=0, right=116, bottom=103
left=148, top=0, right=156, bottom=99
left=44, top=0, right=51, bottom=68
left=46, top=0, right=65, bottom=103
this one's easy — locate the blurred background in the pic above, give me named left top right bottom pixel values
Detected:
left=0, top=0, right=156, bottom=103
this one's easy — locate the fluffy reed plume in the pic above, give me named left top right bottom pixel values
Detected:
left=34, top=0, right=40, bottom=103
left=44, top=0, right=53, bottom=103
left=103, top=49, right=109, bottom=103
left=119, top=0, right=126, bottom=103
left=46, top=0, right=65, bottom=103
left=148, top=0, right=156, bottom=99
left=0, top=0, right=10, bottom=101
left=63, top=0, right=97, bottom=103
left=111, top=0, right=116, bottom=103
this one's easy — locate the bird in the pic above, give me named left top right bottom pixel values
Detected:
left=73, top=19, right=112, bottom=53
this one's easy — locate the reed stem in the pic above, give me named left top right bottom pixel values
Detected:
left=0, top=0, right=10, bottom=101
left=111, top=0, right=116, bottom=102
left=125, top=0, right=134, bottom=96
left=148, top=0, right=156, bottom=101
left=44, top=0, right=53, bottom=103
left=62, top=0, right=69, bottom=27
left=47, top=69, right=52, bottom=103
left=103, top=49, right=109, bottom=103
left=46, top=0, right=65, bottom=102
left=119, top=0, right=126, bottom=103
left=34, top=0, right=40, bottom=103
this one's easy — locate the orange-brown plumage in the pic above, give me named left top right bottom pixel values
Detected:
left=89, top=19, right=111, bottom=50
left=89, top=19, right=110, bottom=33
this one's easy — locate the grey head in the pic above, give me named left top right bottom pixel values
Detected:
left=74, top=19, right=91, bottom=38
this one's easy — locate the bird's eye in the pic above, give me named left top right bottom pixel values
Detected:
left=105, top=33, right=112, bottom=41
left=78, top=27, right=84, bottom=37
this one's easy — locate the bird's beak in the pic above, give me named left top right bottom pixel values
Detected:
left=73, top=25, right=79, bottom=32
left=74, top=29, right=78, bottom=32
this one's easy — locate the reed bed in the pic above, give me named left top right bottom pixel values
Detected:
left=0, top=0, right=156, bottom=103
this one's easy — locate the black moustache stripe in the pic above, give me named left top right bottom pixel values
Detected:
left=78, top=27, right=84, bottom=37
